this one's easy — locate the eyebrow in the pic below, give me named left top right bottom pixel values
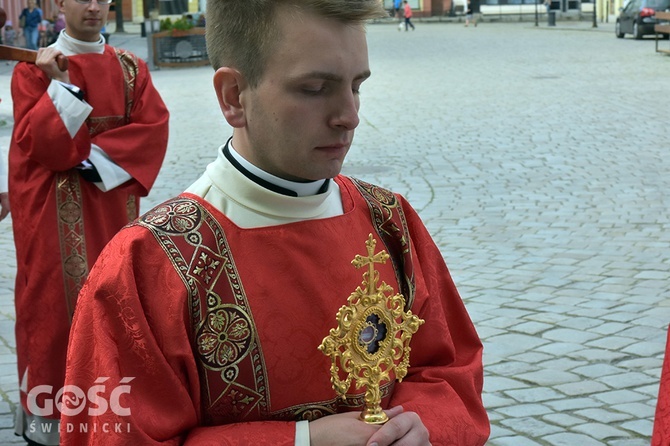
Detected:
left=293, top=70, right=372, bottom=83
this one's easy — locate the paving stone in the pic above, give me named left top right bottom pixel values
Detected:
left=572, top=422, right=633, bottom=441
left=555, top=317, right=604, bottom=331
left=546, top=397, right=603, bottom=412
left=485, top=376, right=530, bottom=392
left=553, top=380, right=611, bottom=397
left=499, top=416, right=564, bottom=438
left=488, top=424, right=516, bottom=439
left=619, top=419, right=655, bottom=437
left=541, top=413, right=588, bottom=428
left=608, top=439, right=653, bottom=446
left=510, top=321, right=553, bottom=335
left=496, top=403, right=554, bottom=418
left=585, top=335, right=637, bottom=351
left=598, top=372, right=658, bottom=389
left=594, top=390, right=647, bottom=405
left=621, top=340, right=665, bottom=357
left=515, top=369, right=582, bottom=387
left=504, top=387, right=564, bottom=404
left=542, top=328, right=601, bottom=344
left=486, top=361, right=540, bottom=376
left=612, top=402, right=657, bottom=418
left=573, top=408, right=633, bottom=424
left=536, top=342, right=586, bottom=356
left=543, top=432, right=613, bottom=446
left=483, top=393, right=517, bottom=409
left=536, top=358, right=588, bottom=372
left=568, top=348, right=629, bottom=363
left=484, top=333, right=550, bottom=357
left=489, top=436, right=543, bottom=446
left=571, top=363, right=627, bottom=379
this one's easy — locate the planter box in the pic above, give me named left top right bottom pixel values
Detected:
left=152, top=28, right=210, bottom=68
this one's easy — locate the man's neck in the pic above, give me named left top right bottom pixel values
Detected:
left=224, top=142, right=329, bottom=197
left=54, top=31, right=105, bottom=56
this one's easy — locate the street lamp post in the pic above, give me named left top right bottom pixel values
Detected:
left=535, top=0, right=539, bottom=25
left=592, top=0, right=597, bottom=27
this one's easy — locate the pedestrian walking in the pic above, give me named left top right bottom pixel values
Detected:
left=465, top=0, right=478, bottom=27
left=19, top=0, right=41, bottom=50
left=9, top=0, right=169, bottom=442
left=404, top=0, right=415, bottom=31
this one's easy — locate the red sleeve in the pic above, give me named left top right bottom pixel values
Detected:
left=61, top=226, right=296, bottom=445
left=652, top=326, right=670, bottom=446
left=90, top=56, right=169, bottom=197
left=11, top=62, right=92, bottom=171
left=388, top=197, right=490, bottom=445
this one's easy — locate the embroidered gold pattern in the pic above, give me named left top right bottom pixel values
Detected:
left=86, top=116, right=125, bottom=136
left=126, top=195, right=138, bottom=221
left=277, top=381, right=395, bottom=422
left=115, top=48, right=138, bottom=123
left=137, top=198, right=270, bottom=424
left=197, top=305, right=253, bottom=368
left=351, top=178, right=416, bottom=310
left=56, top=171, right=88, bottom=319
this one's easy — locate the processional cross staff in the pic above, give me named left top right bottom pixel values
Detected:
left=0, top=45, right=69, bottom=70
left=318, top=234, right=424, bottom=425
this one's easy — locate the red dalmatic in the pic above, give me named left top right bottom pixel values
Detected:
left=62, top=177, right=489, bottom=445
left=653, top=326, right=670, bottom=446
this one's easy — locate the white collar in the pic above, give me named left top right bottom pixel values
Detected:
left=228, top=142, right=329, bottom=197
left=185, top=146, right=343, bottom=224
left=51, top=30, right=105, bottom=56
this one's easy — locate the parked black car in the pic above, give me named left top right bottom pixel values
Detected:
left=616, top=0, right=670, bottom=39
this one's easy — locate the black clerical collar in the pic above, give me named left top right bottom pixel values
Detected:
left=222, top=141, right=330, bottom=197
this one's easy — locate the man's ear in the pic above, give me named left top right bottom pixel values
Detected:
left=213, top=67, right=247, bottom=128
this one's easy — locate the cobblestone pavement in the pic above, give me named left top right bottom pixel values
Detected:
left=0, top=18, right=668, bottom=445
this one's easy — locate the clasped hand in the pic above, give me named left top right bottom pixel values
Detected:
left=309, top=406, right=431, bottom=446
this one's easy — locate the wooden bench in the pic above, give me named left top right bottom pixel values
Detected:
left=655, top=11, right=670, bottom=54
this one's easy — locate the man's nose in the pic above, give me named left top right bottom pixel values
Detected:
left=331, top=91, right=360, bottom=130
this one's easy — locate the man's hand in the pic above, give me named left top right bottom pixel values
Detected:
left=309, top=406, right=430, bottom=446
left=0, top=192, right=10, bottom=221
left=366, top=406, right=431, bottom=446
left=35, top=47, right=70, bottom=83
left=309, top=411, right=382, bottom=446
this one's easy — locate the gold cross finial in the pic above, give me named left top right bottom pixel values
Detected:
left=351, top=234, right=390, bottom=296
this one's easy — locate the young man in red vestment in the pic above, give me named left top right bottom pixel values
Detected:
left=61, top=1, right=489, bottom=445
left=9, top=0, right=169, bottom=443
left=653, top=326, right=670, bottom=446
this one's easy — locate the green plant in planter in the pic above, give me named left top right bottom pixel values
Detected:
left=159, top=17, right=173, bottom=32
left=159, top=17, right=194, bottom=34
left=170, top=17, right=194, bottom=33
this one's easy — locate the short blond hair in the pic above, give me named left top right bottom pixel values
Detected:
left=206, top=0, right=386, bottom=87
